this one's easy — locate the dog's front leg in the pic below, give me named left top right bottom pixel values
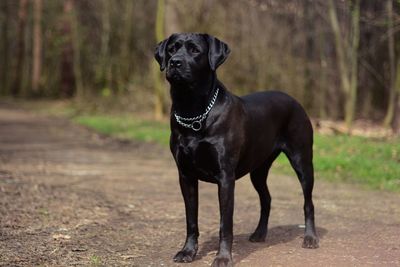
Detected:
left=173, top=174, right=199, bottom=263
left=212, top=172, right=235, bottom=267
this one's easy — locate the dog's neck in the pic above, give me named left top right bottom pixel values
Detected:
left=170, top=73, right=218, bottom=118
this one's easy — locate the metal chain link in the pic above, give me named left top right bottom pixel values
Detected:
left=174, top=88, right=219, bottom=131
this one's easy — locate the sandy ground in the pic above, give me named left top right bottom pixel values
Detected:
left=0, top=105, right=399, bottom=267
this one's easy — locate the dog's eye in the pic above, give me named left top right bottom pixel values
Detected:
left=168, top=42, right=182, bottom=54
left=190, top=46, right=200, bottom=54
left=168, top=47, right=176, bottom=54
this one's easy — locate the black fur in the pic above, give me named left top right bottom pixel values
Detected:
left=155, top=33, right=319, bottom=267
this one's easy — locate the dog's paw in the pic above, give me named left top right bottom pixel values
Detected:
left=302, top=234, right=319, bottom=249
left=173, top=249, right=197, bottom=263
left=211, top=255, right=233, bottom=267
left=249, top=231, right=266, bottom=242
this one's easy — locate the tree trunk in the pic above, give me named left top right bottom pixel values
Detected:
left=1, top=0, right=10, bottom=95
left=391, top=55, right=400, bottom=133
left=328, top=0, right=350, bottom=94
left=303, top=0, right=314, bottom=113
left=328, top=0, right=360, bottom=133
left=153, top=0, right=166, bottom=120
left=12, top=0, right=28, bottom=96
left=392, top=96, right=400, bottom=134
left=32, top=0, right=42, bottom=94
left=60, top=0, right=75, bottom=97
left=96, top=0, right=111, bottom=92
left=383, top=0, right=396, bottom=127
left=70, top=0, right=83, bottom=97
left=318, top=34, right=327, bottom=119
left=118, top=0, right=134, bottom=93
left=345, top=0, right=360, bottom=131
left=165, top=0, right=180, bottom=36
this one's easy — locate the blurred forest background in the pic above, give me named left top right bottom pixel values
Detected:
left=1, top=0, right=400, bottom=133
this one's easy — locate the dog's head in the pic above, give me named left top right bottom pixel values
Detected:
left=154, top=33, right=230, bottom=84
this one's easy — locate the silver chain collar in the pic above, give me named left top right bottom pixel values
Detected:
left=174, top=88, right=220, bottom=131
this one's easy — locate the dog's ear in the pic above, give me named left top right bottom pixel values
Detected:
left=154, top=34, right=175, bottom=71
left=204, top=34, right=230, bottom=71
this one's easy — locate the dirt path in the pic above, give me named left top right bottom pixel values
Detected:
left=0, top=105, right=399, bottom=267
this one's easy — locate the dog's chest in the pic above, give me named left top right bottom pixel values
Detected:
left=175, top=138, right=221, bottom=182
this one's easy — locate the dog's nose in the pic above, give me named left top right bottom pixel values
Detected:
left=170, top=58, right=182, bottom=68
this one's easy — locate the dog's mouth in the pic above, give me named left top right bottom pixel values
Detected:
left=166, top=68, right=191, bottom=83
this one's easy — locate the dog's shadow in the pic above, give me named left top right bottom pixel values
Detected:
left=196, top=225, right=328, bottom=262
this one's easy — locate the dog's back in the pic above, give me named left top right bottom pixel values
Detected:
left=234, top=90, right=313, bottom=177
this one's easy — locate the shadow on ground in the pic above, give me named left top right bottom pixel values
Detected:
left=196, top=225, right=328, bottom=262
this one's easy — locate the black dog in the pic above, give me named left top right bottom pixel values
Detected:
left=155, top=33, right=318, bottom=267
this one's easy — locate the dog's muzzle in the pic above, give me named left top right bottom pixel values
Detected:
left=166, top=57, right=189, bottom=82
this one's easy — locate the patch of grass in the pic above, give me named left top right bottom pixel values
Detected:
left=74, top=115, right=170, bottom=146
left=73, top=114, right=400, bottom=191
left=37, top=207, right=50, bottom=217
left=89, top=255, right=102, bottom=266
left=273, top=134, right=400, bottom=191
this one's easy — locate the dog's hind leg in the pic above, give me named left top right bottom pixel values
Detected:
left=283, top=140, right=319, bottom=249
left=249, top=150, right=280, bottom=242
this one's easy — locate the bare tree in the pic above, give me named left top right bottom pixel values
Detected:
left=60, top=0, right=75, bottom=97
left=1, top=0, right=10, bottom=94
left=383, top=0, right=396, bottom=128
left=32, top=0, right=42, bottom=93
left=392, top=60, right=400, bottom=133
left=12, top=0, right=28, bottom=96
left=328, top=0, right=360, bottom=132
left=303, top=0, right=315, bottom=112
left=153, top=0, right=166, bottom=120
left=70, top=0, right=83, bottom=97
left=96, top=0, right=111, bottom=90
left=118, top=0, right=135, bottom=92
left=165, top=0, right=180, bottom=36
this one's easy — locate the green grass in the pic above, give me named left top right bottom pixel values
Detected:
left=89, top=255, right=102, bottom=267
left=73, top=114, right=400, bottom=192
left=74, top=115, right=170, bottom=146
left=273, top=135, right=400, bottom=191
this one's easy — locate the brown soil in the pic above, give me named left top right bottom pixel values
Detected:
left=0, top=105, right=399, bottom=267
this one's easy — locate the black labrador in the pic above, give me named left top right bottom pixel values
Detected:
left=154, top=33, right=318, bottom=267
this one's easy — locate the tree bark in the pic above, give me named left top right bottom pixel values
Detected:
left=12, top=0, right=28, bottom=96
left=96, top=0, right=111, bottom=91
left=346, top=0, right=360, bottom=131
left=318, top=34, right=328, bottom=119
left=328, top=0, right=360, bottom=133
left=70, top=0, right=83, bottom=97
left=32, top=0, right=42, bottom=94
left=328, top=0, right=350, bottom=94
left=60, top=0, right=75, bottom=97
left=165, top=0, right=180, bottom=36
left=383, top=0, right=396, bottom=127
left=303, top=0, right=314, bottom=113
left=391, top=55, right=400, bottom=133
left=118, top=0, right=134, bottom=93
left=1, top=0, right=10, bottom=95
left=153, top=0, right=166, bottom=120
